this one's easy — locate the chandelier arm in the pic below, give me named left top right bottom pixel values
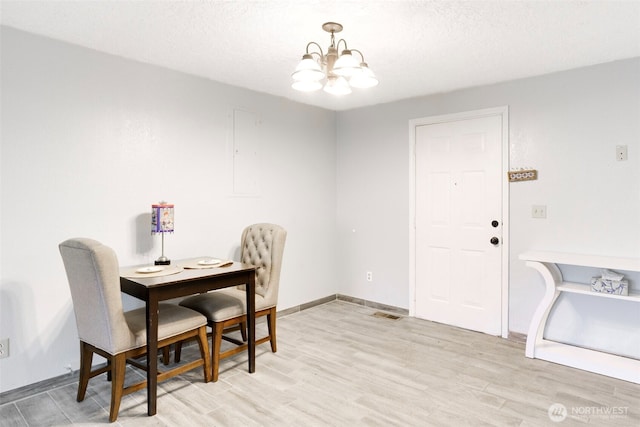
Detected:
left=350, top=49, right=366, bottom=63
left=305, top=41, right=324, bottom=58
left=336, top=39, right=349, bottom=53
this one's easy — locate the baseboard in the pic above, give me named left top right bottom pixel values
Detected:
left=276, top=294, right=338, bottom=318
left=336, top=294, right=409, bottom=316
left=277, top=294, right=408, bottom=318
left=0, top=367, right=80, bottom=405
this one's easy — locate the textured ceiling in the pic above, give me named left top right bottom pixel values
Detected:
left=2, top=0, right=639, bottom=111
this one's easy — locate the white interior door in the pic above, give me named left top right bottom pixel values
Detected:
left=414, top=114, right=503, bottom=336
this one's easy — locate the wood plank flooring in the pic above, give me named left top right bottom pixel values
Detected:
left=1, top=300, right=638, bottom=426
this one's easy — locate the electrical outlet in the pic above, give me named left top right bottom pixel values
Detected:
left=532, top=205, right=547, bottom=219
left=616, top=145, right=628, bottom=161
left=0, top=338, right=9, bottom=359
left=366, top=271, right=373, bottom=282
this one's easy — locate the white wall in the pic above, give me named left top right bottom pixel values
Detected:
left=336, top=58, right=640, bottom=356
left=0, top=27, right=338, bottom=392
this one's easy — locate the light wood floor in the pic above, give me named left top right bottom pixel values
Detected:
left=1, top=300, right=638, bottom=426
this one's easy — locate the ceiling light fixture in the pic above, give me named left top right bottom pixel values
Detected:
left=292, top=22, right=378, bottom=96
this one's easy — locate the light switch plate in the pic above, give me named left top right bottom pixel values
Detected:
left=532, top=205, right=547, bottom=219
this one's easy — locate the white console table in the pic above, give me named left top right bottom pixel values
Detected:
left=520, top=250, right=640, bottom=384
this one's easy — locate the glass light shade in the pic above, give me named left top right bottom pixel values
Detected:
left=291, top=54, right=325, bottom=82
left=349, top=63, right=379, bottom=88
left=292, top=80, right=323, bottom=92
left=332, top=50, right=361, bottom=77
left=323, top=76, right=352, bottom=96
left=151, top=202, right=174, bottom=233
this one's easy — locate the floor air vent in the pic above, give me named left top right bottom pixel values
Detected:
left=372, top=311, right=401, bottom=320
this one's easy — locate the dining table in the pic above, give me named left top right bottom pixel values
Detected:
left=120, top=258, right=256, bottom=417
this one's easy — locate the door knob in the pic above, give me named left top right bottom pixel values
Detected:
left=490, top=237, right=500, bottom=245
left=491, top=220, right=499, bottom=228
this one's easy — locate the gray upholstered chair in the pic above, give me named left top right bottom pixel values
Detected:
left=177, top=223, right=287, bottom=381
left=59, top=238, right=211, bottom=422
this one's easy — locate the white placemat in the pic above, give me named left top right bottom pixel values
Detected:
left=120, top=265, right=184, bottom=278
left=180, top=257, right=234, bottom=269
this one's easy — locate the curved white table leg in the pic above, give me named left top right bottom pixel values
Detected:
left=525, top=261, right=563, bottom=358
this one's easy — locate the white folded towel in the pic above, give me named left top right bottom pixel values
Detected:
left=601, top=268, right=624, bottom=281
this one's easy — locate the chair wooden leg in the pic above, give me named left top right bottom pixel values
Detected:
left=77, top=342, right=93, bottom=402
left=174, top=341, right=183, bottom=363
left=212, top=322, right=225, bottom=382
left=162, top=346, right=171, bottom=365
left=239, top=320, right=248, bottom=342
left=195, top=326, right=212, bottom=382
left=267, top=307, right=277, bottom=353
left=109, top=353, right=127, bottom=423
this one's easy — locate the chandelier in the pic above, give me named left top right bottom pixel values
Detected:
left=291, top=22, right=378, bottom=95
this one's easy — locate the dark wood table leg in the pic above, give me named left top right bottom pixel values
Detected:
left=246, top=272, right=256, bottom=373
left=146, top=293, right=159, bottom=416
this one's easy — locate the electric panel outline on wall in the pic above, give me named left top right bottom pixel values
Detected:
left=232, top=109, right=261, bottom=196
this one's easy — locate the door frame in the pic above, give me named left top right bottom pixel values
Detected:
left=409, top=106, right=510, bottom=338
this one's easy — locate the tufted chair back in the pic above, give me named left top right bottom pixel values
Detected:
left=59, top=238, right=135, bottom=354
left=240, top=223, right=287, bottom=306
